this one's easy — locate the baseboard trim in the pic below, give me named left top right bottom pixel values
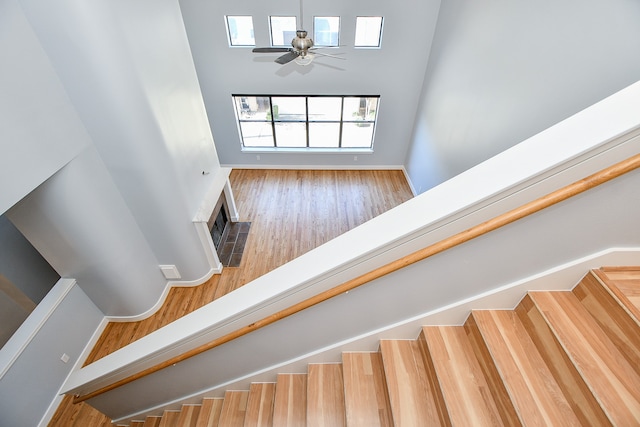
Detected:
left=221, top=164, right=406, bottom=171
left=105, top=268, right=218, bottom=323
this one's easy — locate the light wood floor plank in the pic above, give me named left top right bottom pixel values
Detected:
left=273, top=373, right=307, bottom=427
left=528, top=291, right=640, bottom=425
left=342, top=352, right=393, bottom=427
left=244, top=382, right=276, bottom=427
left=307, top=363, right=346, bottom=427
left=83, top=170, right=412, bottom=365
left=219, top=391, right=249, bottom=427
left=51, top=170, right=412, bottom=426
left=422, top=326, right=509, bottom=426
left=470, top=310, right=582, bottom=425
left=195, top=398, right=223, bottom=427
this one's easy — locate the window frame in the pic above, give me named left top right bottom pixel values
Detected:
left=233, top=94, right=380, bottom=152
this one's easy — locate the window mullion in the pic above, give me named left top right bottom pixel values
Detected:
left=338, top=96, right=344, bottom=148
left=269, top=96, right=277, bottom=147
left=305, top=97, right=310, bottom=147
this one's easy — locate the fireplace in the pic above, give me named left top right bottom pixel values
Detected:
left=208, top=193, right=230, bottom=250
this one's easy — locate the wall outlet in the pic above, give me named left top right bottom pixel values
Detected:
left=159, top=265, right=181, bottom=280
left=354, top=156, right=358, bottom=161
left=256, top=155, right=260, bottom=160
left=60, top=353, right=70, bottom=363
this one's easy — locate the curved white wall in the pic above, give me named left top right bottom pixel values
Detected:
left=3, top=0, right=225, bottom=316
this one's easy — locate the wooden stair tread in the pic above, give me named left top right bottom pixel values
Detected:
left=516, top=294, right=611, bottom=426
left=244, top=382, right=276, bottom=427
left=158, top=410, right=181, bottom=427
left=177, top=404, right=200, bottom=427
left=573, top=271, right=640, bottom=377
left=379, top=339, right=445, bottom=426
left=143, top=417, right=162, bottom=427
left=596, top=268, right=640, bottom=321
left=195, top=398, right=223, bottom=427
left=130, top=422, right=145, bottom=427
left=421, top=326, right=508, bottom=426
left=470, top=309, right=582, bottom=425
left=307, top=363, right=346, bottom=427
left=342, top=352, right=393, bottom=427
left=528, top=291, right=640, bottom=425
left=273, top=373, right=307, bottom=426
left=219, top=391, right=249, bottom=427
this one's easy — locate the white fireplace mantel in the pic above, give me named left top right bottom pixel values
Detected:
left=193, top=167, right=238, bottom=223
left=193, top=167, right=239, bottom=274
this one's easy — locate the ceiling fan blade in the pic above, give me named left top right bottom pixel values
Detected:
left=275, top=51, right=300, bottom=64
left=253, top=47, right=292, bottom=53
left=310, top=51, right=346, bottom=60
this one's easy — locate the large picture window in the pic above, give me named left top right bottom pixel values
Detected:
left=233, top=95, right=379, bottom=150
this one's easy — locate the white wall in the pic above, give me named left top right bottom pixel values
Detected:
left=179, top=0, right=441, bottom=168
left=18, top=0, right=222, bottom=284
left=0, top=0, right=228, bottom=317
left=0, top=215, right=59, bottom=304
left=7, top=148, right=167, bottom=316
left=0, top=0, right=89, bottom=215
left=1, top=1, right=227, bottom=422
left=406, top=0, right=640, bottom=194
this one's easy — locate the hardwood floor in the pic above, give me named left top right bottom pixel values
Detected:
left=84, top=169, right=412, bottom=365
left=49, top=169, right=412, bottom=426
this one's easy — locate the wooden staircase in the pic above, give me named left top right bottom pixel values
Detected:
left=124, top=267, right=640, bottom=426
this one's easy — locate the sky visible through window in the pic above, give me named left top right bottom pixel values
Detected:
left=226, top=16, right=255, bottom=46
left=270, top=16, right=297, bottom=46
left=355, top=16, right=383, bottom=47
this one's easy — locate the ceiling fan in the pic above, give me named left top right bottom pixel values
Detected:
left=252, top=0, right=344, bottom=66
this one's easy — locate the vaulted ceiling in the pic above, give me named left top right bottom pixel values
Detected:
left=179, top=0, right=441, bottom=169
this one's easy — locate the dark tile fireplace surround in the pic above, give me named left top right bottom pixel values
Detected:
left=207, top=193, right=249, bottom=268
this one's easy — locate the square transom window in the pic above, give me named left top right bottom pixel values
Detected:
left=355, top=16, right=383, bottom=47
left=314, top=17, right=340, bottom=47
left=270, top=16, right=297, bottom=46
left=226, top=16, right=255, bottom=46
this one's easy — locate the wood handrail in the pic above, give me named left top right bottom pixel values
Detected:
left=73, top=153, right=640, bottom=404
